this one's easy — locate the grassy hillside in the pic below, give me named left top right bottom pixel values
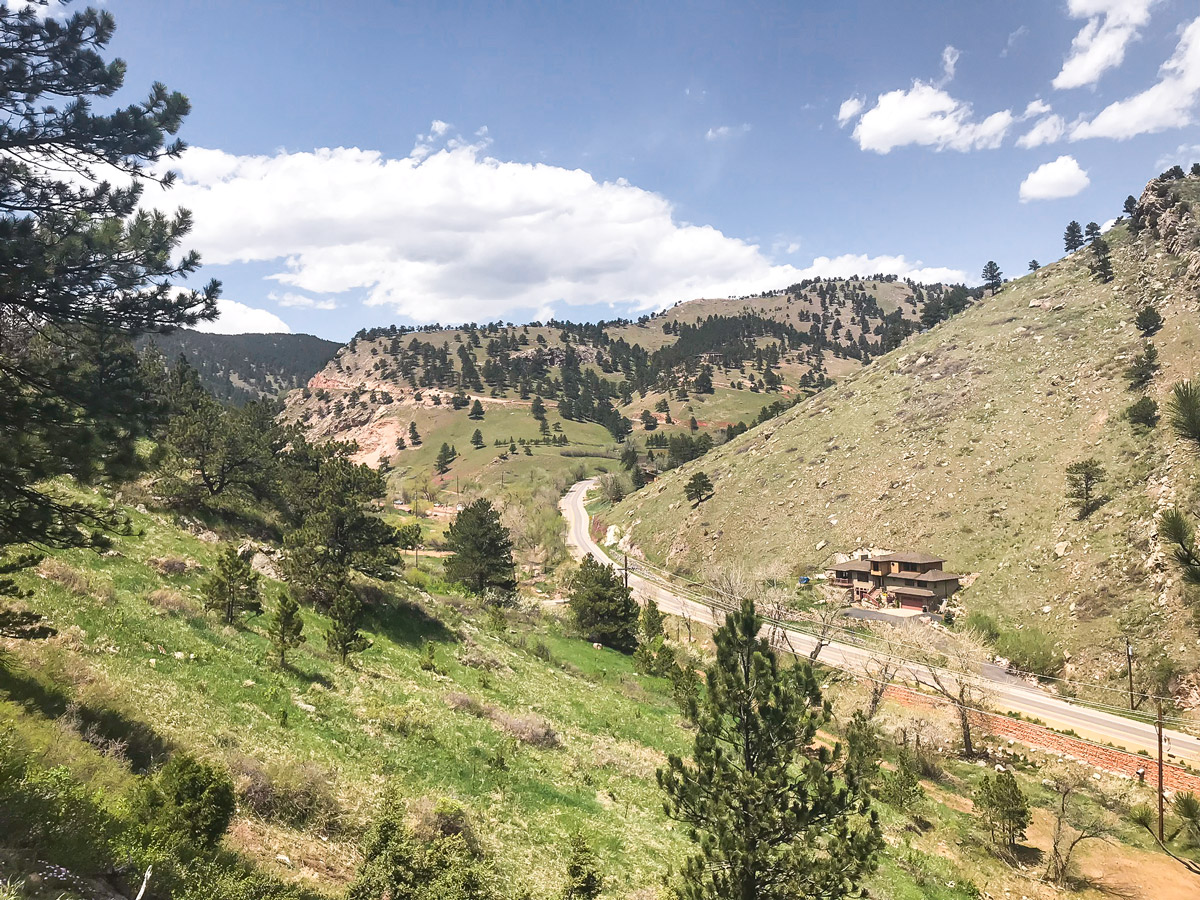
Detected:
left=2, top=484, right=1194, bottom=899
left=602, top=174, right=1200, bottom=699
left=142, top=331, right=340, bottom=405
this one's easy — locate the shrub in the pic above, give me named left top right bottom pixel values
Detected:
left=410, top=796, right=480, bottom=855
left=137, top=752, right=236, bottom=850
left=877, top=750, right=924, bottom=810
left=147, top=588, right=196, bottom=615
left=444, top=692, right=486, bottom=717
left=962, top=610, right=1000, bottom=642
left=37, top=559, right=89, bottom=595
left=996, top=629, right=1064, bottom=677
left=1126, top=396, right=1159, bottom=429
left=233, top=757, right=341, bottom=830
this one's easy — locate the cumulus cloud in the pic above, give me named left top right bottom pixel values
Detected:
left=1070, top=16, right=1200, bottom=140
left=1053, top=0, right=1160, bottom=89
left=1017, top=114, right=1067, bottom=148
left=837, top=96, right=864, bottom=127
left=705, top=123, right=751, bottom=141
left=141, top=125, right=966, bottom=323
left=792, top=254, right=967, bottom=284
left=196, top=299, right=292, bottom=334
left=851, top=82, right=1013, bottom=153
left=270, top=291, right=338, bottom=310
left=939, top=45, right=961, bottom=84
left=1019, top=155, right=1090, bottom=202
left=1022, top=99, right=1052, bottom=119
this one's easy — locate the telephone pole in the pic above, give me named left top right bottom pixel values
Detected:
left=1126, top=638, right=1135, bottom=711
left=1157, top=699, right=1165, bottom=843
left=623, top=552, right=628, bottom=591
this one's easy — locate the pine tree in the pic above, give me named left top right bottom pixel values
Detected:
left=409, top=421, right=421, bottom=445
left=561, top=832, right=603, bottom=900
left=684, top=472, right=714, bottom=505
left=269, top=590, right=305, bottom=667
left=444, top=499, right=516, bottom=594
left=1123, top=195, right=1139, bottom=217
left=468, top=399, right=485, bottom=420
left=981, top=260, right=1003, bottom=294
left=470, top=428, right=485, bottom=449
left=569, top=554, right=639, bottom=652
left=435, top=442, right=456, bottom=474
left=1028, top=259, right=1040, bottom=272
left=1090, top=238, right=1114, bottom=283
left=1065, top=458, right=1107, bottom=519
left=658, top=598, right=881, bottom=899
left=1085, top=221, right=1101, bottom=243
left=1125, top=342, right=1160, bottom=390
left=202, top=544, right=262, bottom=625
left=975, top=771, right=1030, bottom=851
left=1136, top=305, right=1164, bottom=336
left=1064, top=220, right=1084, bottom=252
left=325, top=578, right=370, bottom=664
left=531, top=395, right=546, bottom=420
left=0, top=5, right=218, bottom=587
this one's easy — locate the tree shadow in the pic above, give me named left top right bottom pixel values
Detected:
left=0, top=660, right=172, bottom=773
left=359, top=586, right=454, bottom=647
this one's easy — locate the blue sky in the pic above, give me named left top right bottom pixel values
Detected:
left=91, top=0, right=1200, bottom=339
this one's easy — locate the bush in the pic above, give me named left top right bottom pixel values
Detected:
left=962, top=610, right=1000, bottom=642
left=137, top=752, right=236, bottom=850
left=996, top=629, right=1064, bottom=677
left=877, top=751, right=924, bottom=810
left=1126, top=396, right=1159, bottom=429
left=233, top=757, right=341, bottom=830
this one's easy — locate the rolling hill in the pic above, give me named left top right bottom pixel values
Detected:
left=600, top=172, right=1200, bottom=700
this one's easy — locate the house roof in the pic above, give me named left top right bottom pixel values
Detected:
left=873, top=551, right=945, bottom=565
left=915, top=570, right=962, bottom=583
left=832, top=559, right=872, bottom=573
left=887, top=586, right=935, bottom=598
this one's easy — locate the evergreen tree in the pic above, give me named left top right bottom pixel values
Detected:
left=1126, top=396, right=1159, bottom=430
left=409, top=421, right=421, bottom=445
left=471, top=428, right=485, bottom=449
left=1085, top=221, right=1101, bottom=243
left=640, top=409, right=658, bottom=431
left=694, top=364, right=715, bottom=394
left=1123, top=195, right=1138, bottom=217
left=569, top=554, right=639, bottom=653
left=684, top=472, right=714, bottom=505
left=658, top=598, right=881, bottom=900
left=620, top=444, right=640, bottom=471
left=269, top=589, right=305, bottom=667
left=436, top=442, right=456, bottom=474
left=0, top=4, right=218, bottom=588
left=445, top=499, right=516, bottom=594
left=202, top=544, right=262, bottom=625
left=325, top=577, right=370, bottom=664
left=468, top=399, right=485, bottom=420
left=1125, top=342, right=1160, bottom=390
left=531, top=395, right=546, bottom=420
left=561, top=832, right=603, bottom=900
left=1136, top=305, right=1164, bottom=336
left=974, top=771, right=1030, bottom=851
left=1065, top=458, right=1107, bottom=519
left=1028, top=259, right=1040, bottom=272
left=981, top=260, right=1003, bottom=294
left=1064, top=221, right=1084, bottom=252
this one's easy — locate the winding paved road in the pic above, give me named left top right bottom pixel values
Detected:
left=560, top=479, right=1200, bottom=765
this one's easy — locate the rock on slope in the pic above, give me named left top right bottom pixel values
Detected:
left=605, top=174, right=1200, bottom=689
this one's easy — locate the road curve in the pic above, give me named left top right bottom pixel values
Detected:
left=560, top=478, right=1200, bottom=764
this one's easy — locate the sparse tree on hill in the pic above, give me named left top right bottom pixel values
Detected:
left=1090, top=237, right=1114, bottom=283
left=1123, top=195, right=1139, bottom=217
left=435, top=442, right=456, bottom=474
left=684, top=471, right=714, bottom=505
left=569, top=554, right=639, bottom=653
left=981, top=260, right=1003, bottom=294
left=530, top=395, right=546, bottom=421
left=409, top=421, right=421, bottom=445
left=640, top=409, right=657, bottom=431
left=1085, top=221, right=1101, bottom=243
left=657, top=598, right=881, bottom=900
left=269, top=589, right=305, bottom=667
left=1136, top=304, right=1164, bottom=336
left=470, top=428, right=485, bottom=449
left=1125, top=342, right=1160, bottom=390
left=1126, top=396, right=1159, bottom=430
left=1193, top=163, right=1200, bottom=177
left=396, top=522, right=422, bottom=564
left=620, top=444, right=639, bottom=471
left=1064, top=220, right=1084, bottom=252
left=468, top=399, right=485, bottom=420
left=203, top=544, right=262, bottom=625
left=909, top=628, right=993, bottom=756
left=1042, top=768, right=1109, bottom=885
left=445, top=499, right=516, bottom=595
left=1028, top=259, right=1040, bottom=272
left=1169, top=380, right=1200, bottom=447
left=561, top=832, right=603, bottom=900
left=325, top=577, right=370, bottom=665
left=1065, top=458, right=1107, bottom=518
left=975, top=771, right=1030, bottom=852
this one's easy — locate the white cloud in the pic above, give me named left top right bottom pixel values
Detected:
left=851, top=81, right=1013, bottom=153
left=1019, top=155, right=1091, bottom=202
left=1017, top=114, right=1067, bottom=148
left=1053, top=0, right=1160, bottom=89
left=705, top=123, right=751, bottom=141
left=837, top=96, right=864, bottom=127
left=269, top=291, right=338, bottom=310
left=939, top=45, right=961, bottom=84
left=792, top=254, right=967, bottom=284
left=1022, top=99, right=1052, bottom=119
left=144, top=125, right=965, bottom=323
left=196, top=299, right=292, bottom=334
left=1001, top=25, right=1029, bottom=58
left=1156, top=143, right=1200, bottom=169
left=1101, top=217, right=1117, bottom=232
left=1071, top=16, right=1200, bottom=140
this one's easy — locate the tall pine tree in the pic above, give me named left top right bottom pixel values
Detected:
left=658, top=598, right=881, bottom=900
left=444, top=499, right=516, bottom=595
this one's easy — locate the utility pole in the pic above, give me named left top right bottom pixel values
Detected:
left=623, top=552, right=628, bottom=591
left=1126, top=638, right=1135, bottom=711
left=1157, top=699, right=1165, bottom=843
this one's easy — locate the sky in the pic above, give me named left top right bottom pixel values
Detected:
left=70, top=0, right=1200, bottom=339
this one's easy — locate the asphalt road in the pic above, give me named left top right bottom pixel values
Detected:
left=560, top=479, right=1200, bottom=765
